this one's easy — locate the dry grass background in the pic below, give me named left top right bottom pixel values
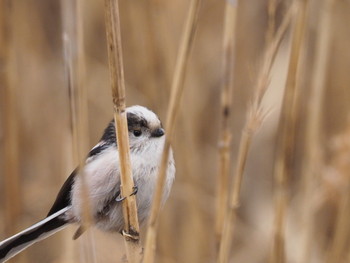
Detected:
left=1, top=0, right=350, bottom=262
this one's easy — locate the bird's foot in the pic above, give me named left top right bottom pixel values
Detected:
left=121, top=229, right=140, bottom=241
left=115, top=186, right=138, bottom=202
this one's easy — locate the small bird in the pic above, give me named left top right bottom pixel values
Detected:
left=0, top=105, right=175, bottom=262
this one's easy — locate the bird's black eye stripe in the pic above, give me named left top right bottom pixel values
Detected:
left=127, top=112, right=148, bottom=130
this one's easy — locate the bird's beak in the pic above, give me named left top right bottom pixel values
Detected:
left=151, top=128, right=165, bottom=137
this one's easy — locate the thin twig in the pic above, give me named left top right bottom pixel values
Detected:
left=143, top=0, right=202, bottom=262
left=270, top=1, right=309, bottom=263
left=103, top=0, right=142, bottom=262
left=217, top=6, right=293, bottom=263
left=300, top=0, right=336, bottom=262
left=215, top=0, right=238, bottom=252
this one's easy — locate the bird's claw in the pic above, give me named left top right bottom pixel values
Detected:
left=131, top=186, right=138, bottom=196
left=115, top=186, right=138, bottom=202
left=115, top=194, right=126, bottom=202
left=121, top=229, right=140, bottom=241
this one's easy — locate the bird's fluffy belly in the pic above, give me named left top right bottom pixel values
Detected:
left=68, top=145, right=175, bottom=232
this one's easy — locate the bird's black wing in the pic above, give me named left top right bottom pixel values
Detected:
left=47, top=120, right=117, bottom=217
left=47, top=169, right=76, bottom=217
left=47, top=139, right=113, bottom=217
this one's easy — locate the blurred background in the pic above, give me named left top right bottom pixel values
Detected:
left=1, top=0, right=350, bottom=262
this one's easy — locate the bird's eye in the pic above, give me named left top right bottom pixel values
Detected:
left=133, top=130, right=142, bottom=137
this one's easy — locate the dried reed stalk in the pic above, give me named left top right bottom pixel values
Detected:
left=0, top=0, right=21, bottom=237
left=326, top=125, right=350, bottom=263
left=217, top=6, right=293, bottom=263
left=326, top=178, right=350, bottom=262
left=61, top=5, right=75, bottom=260
left=103, top=0, right=142, bottom=262
left=215, top=0, right=238, bottom=252
left=270, top=1, right=309, bottom=263
left=0, top=4, right=29, bottom=263
left=143, top=0, right=202, bottom=262
left=61, top=0, right=96, bottom=261
left=62, top=3, right=78, bottom=165
left=266, top=0, right=277, bottom=45
left=300, top=0, right=335, bottom=262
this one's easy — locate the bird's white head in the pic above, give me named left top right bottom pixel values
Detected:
left=126, top=106, right=165, bottom=152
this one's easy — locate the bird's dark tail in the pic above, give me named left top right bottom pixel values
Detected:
left=0, top=207, right=70, bottom=263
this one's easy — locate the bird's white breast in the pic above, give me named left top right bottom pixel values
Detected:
left=69, top=137, right=175, bottom=233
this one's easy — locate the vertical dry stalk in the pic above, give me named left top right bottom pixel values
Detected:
left=300, top=0, right=335, bottom=262
left=266, top=0, right=277, bottom=45
left=0, top=0, right=21, bottom=236
left=217, top=6, right=293, bottom=263
left=0, top=9, right=29, bottom=263
left=61, top=0, right=96, bottom=261
left=60, top=41, right=76, bottom=260
left=215, top=0, right=238, bottom=252
left=62, top=3, right=78, bottom=166
left=321, top=123, right=350, bottom=262
left=0, top=2, right=27, bottom=263
left=103, top=0, right=142, bottom=262
left=270, top=1, right=309, bottom=263
left=254, top=5, right=294, bottom=106
left=326, top=183, right=350, bottom=263
left=143, top=0, right=202, bottom=262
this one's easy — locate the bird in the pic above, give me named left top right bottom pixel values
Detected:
left=0, top=105, right=175, bottom=263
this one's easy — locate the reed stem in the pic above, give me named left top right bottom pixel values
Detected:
left=143, top=0, right=202, bottom=262
left=0, top=0, right=21, bottom=238
left=103, top=0, right=142, bottom=262
left=300, top=0, right=336, bottom=261
left=266, top=0, right=277, bottom=45
left=270, top=1, right=309, bottom=262
left=215, top=0, right=238, bottom=253
left=217, top=6, right=293, bottom=263
left=61, top=0, right=96, bottom=261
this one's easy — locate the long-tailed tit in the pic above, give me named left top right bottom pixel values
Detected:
left=0, top=105, right=175, bottom=262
